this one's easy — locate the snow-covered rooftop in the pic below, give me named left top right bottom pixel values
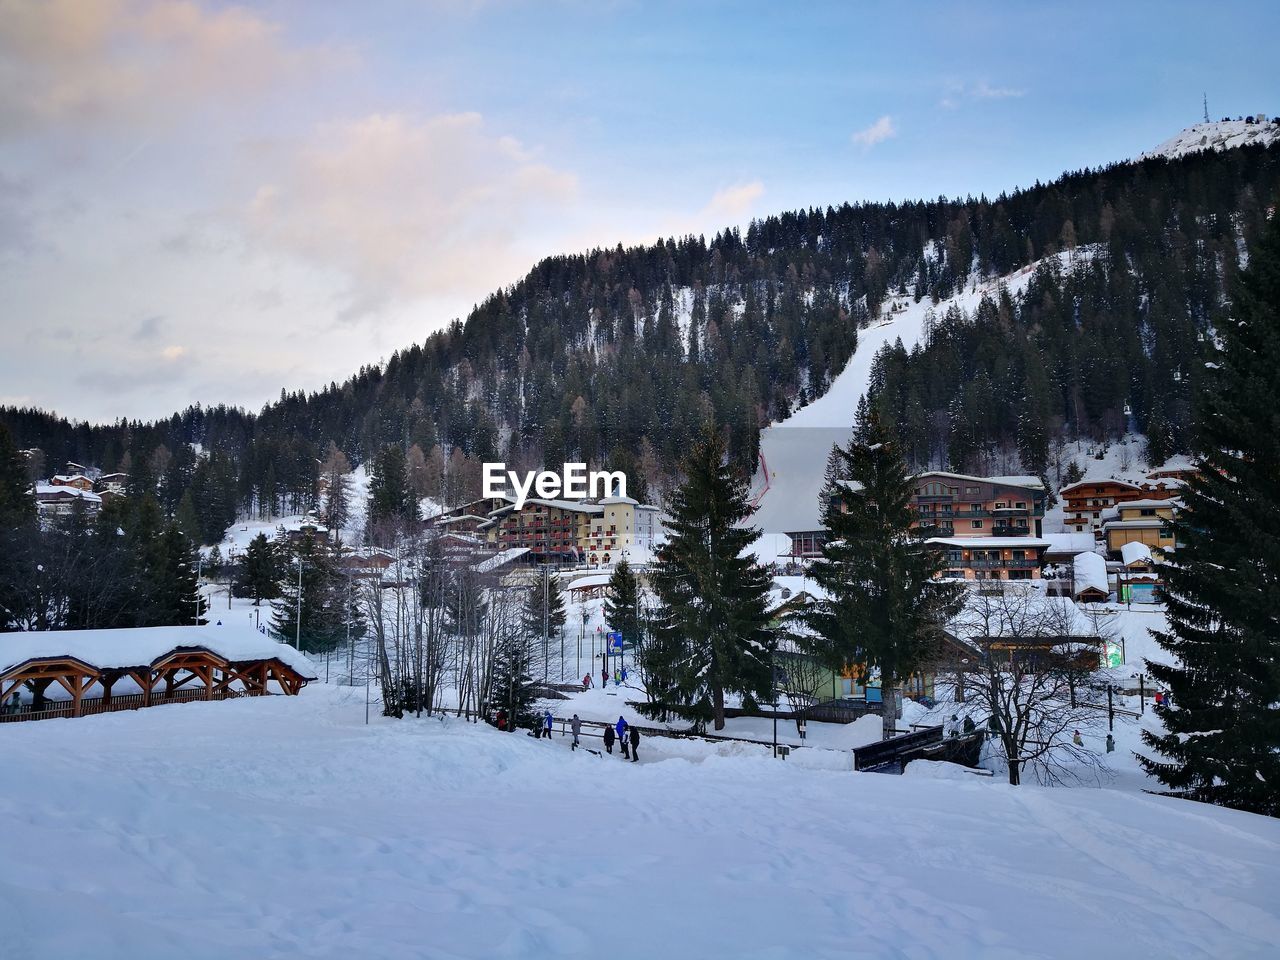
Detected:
left=0, top=624, right=317, bottom=677
left=1121, top=542, right=1155, bottom=567
left=926, top=536, right=1051, bottom=549
left=1073, top=551, right=1110, bottom=597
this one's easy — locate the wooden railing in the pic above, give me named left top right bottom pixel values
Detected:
left=0, top=687, right=256, bottom=724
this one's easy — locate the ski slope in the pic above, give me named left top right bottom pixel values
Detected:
left=753, top=255, right=1068, bottom=535
left=3, top=686, right=1278, bottom=959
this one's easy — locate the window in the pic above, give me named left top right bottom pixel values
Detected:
left=1159, top=525, right=1174, bottom=540
left=965, top=486, right=980, bottom=497
left=1016, top=501, right=1026, bottom=509
left=971, top=520, right=983, bottom=529
left=1140, top=508, right=1155, bottom=516
left=970, top=504, right=982, bottom=513
left=995, top=502, right=1007, bottom=509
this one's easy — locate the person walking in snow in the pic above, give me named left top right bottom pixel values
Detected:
left=603, top=723, right=615, bottom=754
left=1072, top=729, right=1084, bottom=747
left=583, top=672, right=593, bottom=690
left=614, top=667, right=621, bottom=687
left=616, top=716, right=629, bottom=759
left=962, top=715, right=976, bottom=735
left=1105, top=733, right=1115, bottom=754
left=571, top=713, right=582, bottom=750
left=601, top=666, right=609, bottom=689
left=628, top=725, right=640, bottom=762
left=543, top=710, right=554, bottom=740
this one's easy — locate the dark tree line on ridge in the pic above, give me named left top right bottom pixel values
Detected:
left=2, top=144, right=1278, bottom=539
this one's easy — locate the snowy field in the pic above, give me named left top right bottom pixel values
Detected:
left=4, top=685, right=1280, bottom=959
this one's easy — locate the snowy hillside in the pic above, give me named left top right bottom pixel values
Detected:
left=1140, top=117, right=1279, bottom=160
left=5, top=687, right=1280, bottom=958
left=753, top=251, right=1081, bottom=534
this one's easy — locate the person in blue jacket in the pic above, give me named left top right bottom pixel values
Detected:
left=616, top=716, right=629, bottom=759
left=543, top=710, right=554, bottom=739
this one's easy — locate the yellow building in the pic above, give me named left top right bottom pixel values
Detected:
left=1101, top=499, right=1180, bottom=558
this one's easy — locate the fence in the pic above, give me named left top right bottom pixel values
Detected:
left=0, top=687, right=253, bottom=724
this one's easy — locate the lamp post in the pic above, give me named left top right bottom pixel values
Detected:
left=294, top=556, right=304, bottom=651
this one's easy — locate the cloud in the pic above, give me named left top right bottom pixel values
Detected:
left=939, top=81, right=1026, bottom=109
left=851, top=115, right=896, bottom=149
left=243, top=112, right=579, bottom=318
left=133, top=315, right=165, bottom=340
left=702, top=181, right=765, bottom=222
left=160, top=344, right=186, bottom=360
left=0, top=0, right=346, bottom=140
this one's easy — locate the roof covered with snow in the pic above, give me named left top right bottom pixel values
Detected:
left=0, top=624, right=317, bottom=677
left=1121, top=541, right=1154, bottom=567
left=1073, top=551, right=1110, bottom=597
left=926, top=537, right=1051, bottom=549
left=1042, top=533, right=1098, bottom=556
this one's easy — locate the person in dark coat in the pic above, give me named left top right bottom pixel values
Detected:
left=603, top=724, right=615, bottom=754
left=628, top=724, right=640, bottom=762
left=616, top=716, right=629, bottom=759
left=601, top=667, right=609, bottom=689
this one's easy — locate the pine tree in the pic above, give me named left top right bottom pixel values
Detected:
left=1138, top=214, right=1280, bottom=817
left=236, top=532, right=281, bottom=605
left=0, top=423, right=36, bottom=630
left=367, top=444, right=418, bottom=539
left=491, top=628, right=539, bottom=729
left=805, top=414, right=964, bottom=740
left=646, top=427, right=775, bottom=730
left=521, top=570, right=566, bottom=679
left=0, top=422, right=33, bottom=528
left=603, top=557, right=642, bottom=652
left=270, top=533, right=351, bottom=653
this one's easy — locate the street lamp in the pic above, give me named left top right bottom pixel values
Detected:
left=293, top=556, right=304, bottom=650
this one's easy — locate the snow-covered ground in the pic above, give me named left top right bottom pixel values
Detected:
left=4, top=685, right=1279, bottom=959
left=1140, top=117, right=1279, bottom=160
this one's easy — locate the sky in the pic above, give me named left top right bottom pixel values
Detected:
left=2, top=0, right=1277, bottom=424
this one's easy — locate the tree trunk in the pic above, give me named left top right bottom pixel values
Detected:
left=880, top=684, right=900, bottom=740
left=712, top=683, right=725, bottom=731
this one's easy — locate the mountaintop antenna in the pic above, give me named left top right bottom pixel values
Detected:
left=1203, top=93, right=1210, bottom=124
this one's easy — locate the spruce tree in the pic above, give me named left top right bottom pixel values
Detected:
left=646, top=427, right=775, bottom=730
left=603, top=558, right=642, bottom=652
left=236, top=532, right=281, bottom=605
left=271, top=533, right=350, bottom=653
left=0, top=423, right=35, bottom=630
left=805, top=413, right=964, bottom=740
left=367, top=444, right=418, bottom=539
left=1138, top=214, right=1280, bottom=817
left=521, top=570, right=566, bottom=679
left=491, top=628, right=539, bottom=729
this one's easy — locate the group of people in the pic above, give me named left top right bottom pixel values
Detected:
left=562, top=712, right=640, bottom=761
left=582, top=666, right=628, bottom=690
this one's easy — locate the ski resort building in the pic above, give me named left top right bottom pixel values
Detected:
left=1101, top=499, right=1181, bottom=558
left=34, top=483, right=102, bottom=520
left=0, top=625, right=316, bottom=723
left=1060, top=478, right=1146, bottom=532
left=426, top=494, right=663, bottom=565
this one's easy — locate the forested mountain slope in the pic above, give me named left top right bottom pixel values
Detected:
left=4, top=137, right=1279, bottom=524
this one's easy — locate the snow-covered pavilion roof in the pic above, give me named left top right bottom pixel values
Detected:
left=0, top=625, right=317, bottom=677
left=1121, top=542, right=1154, bottom=567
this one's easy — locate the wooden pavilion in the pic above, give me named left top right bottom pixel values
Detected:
left=0, top=625, right=317, bottom=723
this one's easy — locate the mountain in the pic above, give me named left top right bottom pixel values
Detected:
left=4, top=132, right=1280, bottom=533
left=1140, top=117, right=1280, bottom=161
